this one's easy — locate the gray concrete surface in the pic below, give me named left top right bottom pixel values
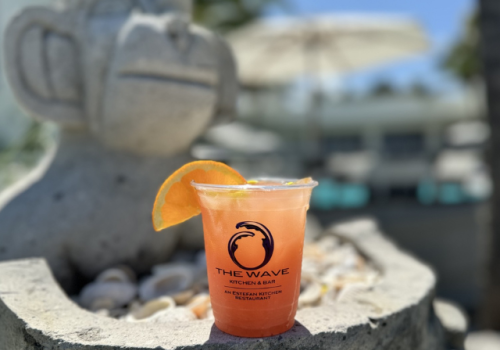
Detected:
left=0, top=219, right=446, bottom=349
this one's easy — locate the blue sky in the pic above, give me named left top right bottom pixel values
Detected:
left=266, top=0, right=476, bottom=93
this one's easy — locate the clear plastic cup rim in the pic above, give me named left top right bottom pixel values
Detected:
left=191, top=177, right=318, bottom=191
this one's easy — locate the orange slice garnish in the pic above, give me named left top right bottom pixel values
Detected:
left=290, top=177, right=313, bottom=185
left=152, top=161, right=246, bottom=231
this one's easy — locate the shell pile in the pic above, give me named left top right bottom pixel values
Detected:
left=74, top=236, right=379, bottom=323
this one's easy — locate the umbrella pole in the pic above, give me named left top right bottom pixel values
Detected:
left=305, top=31, right=324, bottom=164
left=312, top=79, right=324, bottom=159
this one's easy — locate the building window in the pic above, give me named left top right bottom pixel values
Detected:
left=323, top=135, right=363, bottom=153
left=383, top=133, right=424, bottom=157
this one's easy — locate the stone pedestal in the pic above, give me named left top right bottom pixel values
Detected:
left=0, top=131, right=190, bottom=291
left=0, top=220, right=449, bottom=350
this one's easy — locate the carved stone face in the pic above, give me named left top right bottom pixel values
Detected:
left=4, top=0, right=237, bottom=155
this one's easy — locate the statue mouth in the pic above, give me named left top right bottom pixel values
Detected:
left=118, top=65, right=218, bottom=89
left=118, top=73, right=214, bottom=89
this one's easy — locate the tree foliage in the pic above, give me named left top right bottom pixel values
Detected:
left=442, top=10, right=481, bottom=83
left=193, top=0, right=286, bottom=33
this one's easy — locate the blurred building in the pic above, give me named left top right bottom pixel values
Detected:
left=238, top=84, right=487, bottom=204
left=0, top=0, right=52, bottom=148
left=233, top=83, right=488, bottom=310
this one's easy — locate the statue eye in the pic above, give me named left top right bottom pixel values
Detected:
left=91, top=0, right=136, bottom=17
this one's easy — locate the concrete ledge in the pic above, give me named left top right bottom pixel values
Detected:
left=0, top=219, right=444, bottom=349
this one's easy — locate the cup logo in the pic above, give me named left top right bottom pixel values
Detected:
left=228, top=221, right=274, bottom=271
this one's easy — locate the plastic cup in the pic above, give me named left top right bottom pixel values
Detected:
left=191, top=178, right=317, bottom=338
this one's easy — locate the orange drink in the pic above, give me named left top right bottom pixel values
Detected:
left=192, top=178, right=317, bottom=338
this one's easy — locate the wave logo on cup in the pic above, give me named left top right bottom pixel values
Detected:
left=228, top=221, right=274, bottom=271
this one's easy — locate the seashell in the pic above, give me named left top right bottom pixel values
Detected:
left=301, top=259, right=323, bottom=278
left=94, top=308, right=110, bottom=317
left=356, top=256, right=366, bottom=270
left=365, top=270, right=380, bottom=285
left=90, top=297, right=115, bottom=311
left=342, top=251, right=359, bottom=270
left=302, top=244, right=325, bottom=260
left=96, top=266, right=135, bottom=284
left=323, top=243, right=358, bottom=268
left=192, top=275, right=209, bottom=293
left=151, top=262, right=197, bottom=276
left=139, top=265, right=195, bottom=301
left=320, top=286, right=337, bottom=305
left=128, top=300, right=142, bottom=313
left=330, top=272, right=373, bottom=292
left=187, top=293, right=211, bottom=319
left=320, top=265, right=348, bottom=288
left=172, top=289, right=196, bottom=305
left=205, top=307, right=214, bottom=320
left=298, top=283, right=322, bottom=308
left=147, top=307, right=197, bottom=323
left=336, top=282, right=372, bottom=304
left=127, top=296, right=176, bottom=321
left=301, top=273, right=315, bottom=284
left=316, top=236, right=340, bottom=253
left=80, top=281, right=137, bottom=311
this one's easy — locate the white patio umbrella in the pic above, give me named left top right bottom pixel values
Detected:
left=227, top=14, right=430, bottom=86
left=227, top=14, right=429, bottom=157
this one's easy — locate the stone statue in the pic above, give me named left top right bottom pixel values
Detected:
left=0, top=0, right=237, bottom=291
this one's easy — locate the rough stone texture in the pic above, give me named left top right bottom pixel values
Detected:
left=0, top=219, right=446, bottom=349
left=0, top=132, right=198, bottom=292
left=3, top=0, right=237, bottom=144
left=0, top=0, right=237, bottom=291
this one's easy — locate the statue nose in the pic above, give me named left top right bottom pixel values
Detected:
left=165, top=16, right=190, bottom=53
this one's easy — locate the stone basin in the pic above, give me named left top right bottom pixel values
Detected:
left=0, top=219, right=445, bottom=349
